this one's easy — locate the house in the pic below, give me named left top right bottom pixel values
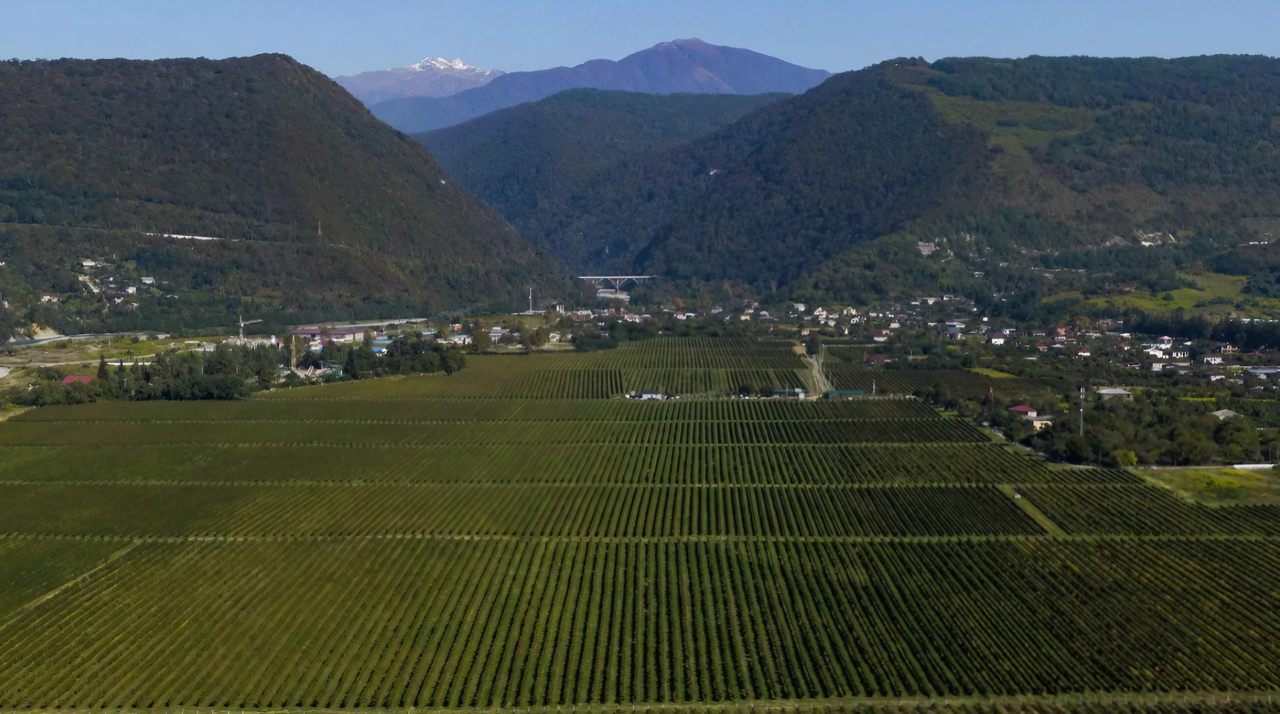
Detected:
left=1211, top=409, right=1241, bottom=421
left=865, top=354, right=893, bottom=366
left=1208, top=373, right=1226, bottom=382
left=1008, top=405, right=1038, bottom=418
left=635, top=391, right=666, bottom=400
left=39, top=294, right=59, bottom=303
left=871, top=330, right=892, bottom=343
left=1218, top=343, right=1239, bottom=354
left=141, top=277, right=155, bottom=285
left=1170, top=350, right=1190, bottom=360
left=1203, top=355, right=1224, bottom=365
left=772, top=387, right=807, bottom=399
left=1025, top=414, right=1054, bottom=431
left=988, top=334, right=1007, bottom=346
left=61, top=375, right=96, bottom=386
left=1097, top=387, right=1133, bottom=400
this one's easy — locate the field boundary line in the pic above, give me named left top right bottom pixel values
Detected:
left=0, top=479, right=1136, bottom=489
left=1, top=532, right=1277, bottom=545
left=4, top=688, right=1279, bottom=712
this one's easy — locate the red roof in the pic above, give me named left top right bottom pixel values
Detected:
left=61, top=375, right=96, bottom=386
left=1007, top=405, right=1036, bottom=414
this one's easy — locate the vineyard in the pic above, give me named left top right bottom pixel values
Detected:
left=0, top=335, right=1277, bottom=711
left=264, top=338, right=812, bottom=399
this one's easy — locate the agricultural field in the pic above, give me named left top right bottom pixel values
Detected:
left=0, top=336, right=1276, bottom=712
left=263, top=337, right=812, bottom=399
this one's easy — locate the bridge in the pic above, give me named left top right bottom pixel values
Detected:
left=578, top=275, right=653, bottom=292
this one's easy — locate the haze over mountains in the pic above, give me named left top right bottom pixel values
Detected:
left=369, top=39, right=831, bottom=133
left=334, top=57, right=502, bottom=105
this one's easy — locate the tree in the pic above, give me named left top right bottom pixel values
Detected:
left=1111, top=449, right=1138, bottom=467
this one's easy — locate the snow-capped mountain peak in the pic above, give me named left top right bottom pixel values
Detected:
left=410, top=57, right=494, bottom=75
left=335, top=57, right=504, bottom=104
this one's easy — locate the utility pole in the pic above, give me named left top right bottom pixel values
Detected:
left=1078, top=386, right=1086, bottom=437
left=528, top=287, right=534, bottom=315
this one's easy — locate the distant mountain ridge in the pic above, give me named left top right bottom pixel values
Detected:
left=371, top=39, right=831, bottom=133
left=334, top=57, right=502, bottom=105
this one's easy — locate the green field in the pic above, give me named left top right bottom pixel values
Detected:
left=1070, top=272, right=1280, bottom=318
left=0, top=336, right=1277, bottom=711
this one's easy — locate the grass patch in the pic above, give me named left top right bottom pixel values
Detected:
left=1083, top=272, right=1280, bottom=318
left=969, top=367, right=1016, bottom=379
left=1141, top=466, right=1280, bottom=506
left=924, top=92, right=1104, bottom=150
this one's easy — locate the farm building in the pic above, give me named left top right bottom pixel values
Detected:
left=289, top=326, right=366, bottom=344
left=1024, top=414, right=1054, bottom=431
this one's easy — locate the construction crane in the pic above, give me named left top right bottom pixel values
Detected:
left=237, top=315, right=263, bottom=343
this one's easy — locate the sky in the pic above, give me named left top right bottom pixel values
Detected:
left=2, top=0, right=1278, bottom=77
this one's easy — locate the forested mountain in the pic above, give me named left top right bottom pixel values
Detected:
left=0, top=54, right=564, bottom=334
left=419, top=89, right=785, bottom=265
left=426, top=55, right=1280, bottom=304
left=371, top=39, right=830, bottom=133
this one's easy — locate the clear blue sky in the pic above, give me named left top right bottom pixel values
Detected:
left=3, top=0, right=1277, bottom=77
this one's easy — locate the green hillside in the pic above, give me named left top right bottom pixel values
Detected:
left=419, top=89, right=785, bottom=269
left=423, top=55, right=1280, bottom=305
left=0, top=55, right=565, bottom=334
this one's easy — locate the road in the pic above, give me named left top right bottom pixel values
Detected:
left=805, top=354, right=832, bottom=396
